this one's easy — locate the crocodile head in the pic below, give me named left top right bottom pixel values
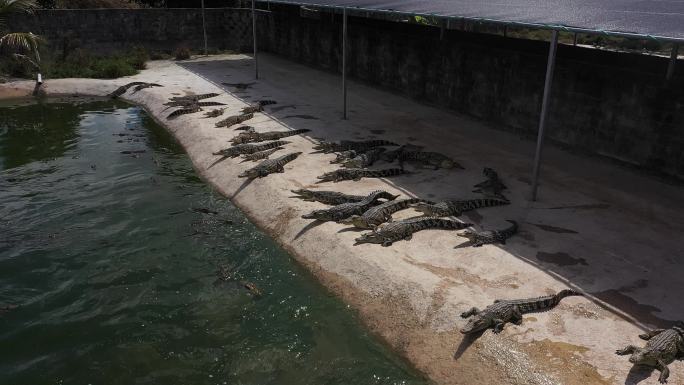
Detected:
left=301, top=209, right=335, bottom=221
left=238, top=168, right=268, bottom=179
left=411, top=202, right=448, bottom=217
left=290, top=189, right=313, bottom=198
left=315, top=172, right=336, bottom=183
left=457, top=230, right=479, bottom=242
left=628, top=349, right=657, bottom=366
left=460, top=314, right=493, bottom=334
left=353, top=231, right=385, bottom=245
left=338, top=215, right=370, bottom=228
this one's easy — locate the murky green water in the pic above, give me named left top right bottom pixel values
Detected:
left=0, top=99, right=427, bottom=385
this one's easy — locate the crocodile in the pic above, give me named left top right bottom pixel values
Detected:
left=354, top=217, right=473, bottom=246
left=411, top=197, right=510, bottom=217
left=210, top=140, right=291, bottom=167
left=241, top=104, right=263, bottom=114
left=342, top=148, right=386, bottom=168
left=215, top=113, right=254, bottom=128
left=457, top=220, right=518, bottom=246
left=222, top=82, right=256, bottom=90
left=131, top=82, right=163, bottom=93
left=169, top=93, right=220, bottom=102
left=238, top=152, right=302, bottom=179
left=395, top=150, right=464, bottom=170
left=473, top=167, right=507, bottom=198
left=330, top=150, right=358, bottom=164
left=301, top=190, right=399, bottom=222
left=616, top=324, right=684, bottom=383
left=230, top=129, right=311, bottom=145
left=203, top=108, right=225, bottom=118
left=235, top=125, right=254, bottom=131
left=108, top=82, right=146, bottom=98
left=313, top=140, right=398, bottom=154
left=340, top=198, right=432, bottom=229
left=167, top=105, right=201, bottom=119
left=460, top=289, right=582, bottom=334
left=214, top=264, right=263, bottom=298
left=290, top=189, right=367, bottom=205
left=316, top=168, right=410, bottom=183
left=240, top=147, right=283, bottom=162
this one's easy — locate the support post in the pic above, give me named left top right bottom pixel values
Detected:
left=201, top=0, right=208, bottom=55
left=342, top=7, right=348, bottom=119
left=530, top=30, right=559, bottom=201
left=666, top=44, right=679, bottom=81
left=252, top=0, right=259, bottom=79
left=573, top=32, right=578, bottom=46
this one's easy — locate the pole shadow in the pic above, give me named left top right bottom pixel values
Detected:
left=294, top=220, right=326, bottom=240
left=453, top=330, right=485, bottom=360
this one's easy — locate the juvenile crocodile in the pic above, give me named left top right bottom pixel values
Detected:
left=235, top=125, right=254, bottom=131
left=215, top=113, right=254, bottom=128
left=354, top=217, right=472, bottom=246
left=316, top=168, right=410, bottom=183
left=108, top=82, right=146, bottom=98
left=396, top=150, right=464, bottom=170
left=340, top=198, right=432, bottom=229
left=342, top=148, right=386, bottom=168
left=411, top=198, right=510, bottom=217
left=169, top=93, right=220, bottom=102
left=301, top=190, right=399, bottom=222
left=203, top=108, right=225, bottom=118
left=238, top=152, right=302, bottom=179
left=167, top=105, right=201, bottom=119
left=616, top=324, right=684, bottom=383
left=214, top=264, right=263, bottom=298
left=241, top=104, right=263, bottom=114
left=473, top=167, right=507, bottom=198
left=240, top=147, right=283, bottom=162
left=313, top=140, right=398, bottom=154
left=457, top=220, right=518, bottom=246
left=230, top=129, right=311, bottom=145
left=131, top=82, right=163, bottom=93
left=460, top=289, right=582, bottom=334
left=210, top=140, right=291, bottom=167
left=222, top=82, right=256, bottom=90
left=290, top=189, right=367, bottom=205
left=330, top=150, right=358, bottom=164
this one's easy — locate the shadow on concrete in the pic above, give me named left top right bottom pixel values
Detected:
left=453, top=331, right=483, bottom=360
left=294, top=220, right=326, bottom=240
left=624, top=365, right=657, bottom=385
left=230, top=177, right=255, bottom=199
left=177, top=54, right=684, bottom=333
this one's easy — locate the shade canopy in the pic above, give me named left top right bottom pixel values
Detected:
left=260, top=0, right=684, bottom=42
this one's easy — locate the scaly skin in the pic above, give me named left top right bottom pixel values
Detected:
left=341, top=198, right=431, bottom=229
left=215, top=113, right=254, bottom=128
left=313, top=140, right=398, bottom=154
left=354, top=217, right=472, bottom=246
left=301, top=190, right=398, bottom=222
left=167, top=105, right=201, bottom=119
left=412, top=197, right=510, bottom=217
left=316, top=168, right=410, bottom=183
left=330, top=150, right=358, bottom=164
left=169, top=93, right=220, bottom=102
left=210, top=140, right=291, bottom=168
left=473, top=167, right=507, bottom=198
left=238, top=152, right=302, bottom=179
left=616, top=325, right=684, bottom=384
left=457, top=220, right=518, bottom=246
left=203, top=108, right=225, bottom=118
left=396, top=150, right=464, bottom=170
left=230, top=129, right=311, bottom=145
left=240, top=147, right=283, bottom=162
left=460, top=289, right=582, bottom=334
left=108, top=82, right=146, bottom=98
left=342, top=148, right=386, bottom=168
left=290, top=189, right=367, bottom=205
left=241, top=104, right=263, bottom=114
left=131, top=83, right=163, bottom=93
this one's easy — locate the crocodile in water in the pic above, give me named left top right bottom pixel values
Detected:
left=313, top=140, right=398, bottom=154
left=301, top=190, right=398, bottom=222
left=460, top=289, right=582, bottom=334
left=215, top=113, right=254, bottom=128
left=354, top=217, right=472, bottom=246
left=240, top=147, right=283, bottom=162
left=340, top=198, right=432, bottom=229
left=616, top=324, right=684, bottom=384
left=342, top=148, right=386, bottom=168
left=238, top=152, right=302, bottom=179
left=412, top=197, right=510, bottom=217
left=316, top=168, right=410, bottom=183
left=230, top=129, right=311, bottom=145
left=290, top=189, right=367, bottom=206
left=457, top=220, right=518, bottom=246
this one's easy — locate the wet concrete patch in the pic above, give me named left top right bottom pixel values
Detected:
left=536, top=251, right=588, bottom=266
left=531, top=223, right=579, bottom=234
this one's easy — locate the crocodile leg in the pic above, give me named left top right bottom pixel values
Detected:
left=639, top=329, right=666, bottom=340
left=511, top=307, right=523, bottom=325
left=615, top=346, right=639, bottom=355
left=460, top=307, right=480, bottom=318
left=656, top=360, right=670, bottom=383
left=492, top=318, right=506, bottom=333
left=381, top=240, right=394, bottom=247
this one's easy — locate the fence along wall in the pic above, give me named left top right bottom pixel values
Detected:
left=260, top=5, right=684, bottom=180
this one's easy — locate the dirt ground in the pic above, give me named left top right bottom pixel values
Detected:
left=2, top=53, right=683, bottom=385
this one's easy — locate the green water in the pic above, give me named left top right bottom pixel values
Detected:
left=0, top=100, right=428, bottom=385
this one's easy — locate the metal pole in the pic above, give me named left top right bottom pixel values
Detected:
left=666, top=44, right=679, bottom=81
left=201, top=0, right=208, bottom=56
left=342, top=7, right=348, bottom=119
left=530, top=30, right=559, bottom=201
left=573, top=32, right=578, bottom=46
left=252, top=0, right=259, bottom=79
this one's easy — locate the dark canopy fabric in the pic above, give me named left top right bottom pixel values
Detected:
left=261, top=0, right=684, bottom=41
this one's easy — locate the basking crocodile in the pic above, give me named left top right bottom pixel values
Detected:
left=235, top=125, right=255, bottom=131
left=313, top=140, right=398, bottom=154
left=354, top=217, right=472, bottom=246
left=169, top=93, right=220, bottom=102
left=241, top=104, right=263, bottom=114
left=238, top=152, right=302, bottom=179
left=131, top=82, right=163, bottom=93
left=240, top=147, right=283, bottom=162
left=460, top=289, right=582, bottom=334
left=473, top=167, right=507, bottom=198
left=340, top=198, right=432, bottom=229
left=412, top=198, right=510, bottom=217
left=230, top=129, right=311, bottom=145
left=342, top=148, right=386, bottom=168
left=108, top=82, right=146, bottom=98
left=330, top=150, right=358, bottom=164
left=394, top=150, right=464, bottom=170
left=316, top=168, right=410, bottom=183
left=290, top=189, right=367, bottom=205
left=167, top=105, right=201, bottom=119
left=616, top=324, right=684, bottom=384
left=215, top=113, right=254, bottom=128
left=203, top=108, right=225, bottom=118
left=457, top=220, right=518, bottom=246
left=210, top=140, right=291, bottom=167
left=301, top=190, right=398, bottom=222
left=166, top=100, right=226, bottom=108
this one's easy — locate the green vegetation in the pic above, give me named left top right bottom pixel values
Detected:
left=0, top=0, right=44, bottom=78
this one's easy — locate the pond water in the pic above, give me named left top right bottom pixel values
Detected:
left=0, top=99, right=428, bottom=385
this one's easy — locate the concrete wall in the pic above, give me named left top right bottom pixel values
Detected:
left=8, top=8, right=253, bottom=53
left=260, top=6, right=684, bottom=180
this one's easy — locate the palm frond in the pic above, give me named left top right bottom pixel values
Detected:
left=0, top=31, right=44, bottom=60
left=0, top=0, right=38, bottom=30
left=12, top=52, right=39, bottom=69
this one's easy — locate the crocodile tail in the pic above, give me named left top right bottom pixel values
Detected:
left=292, top=129, right=311, bottom=135
left=504, top=220, right=518, bottom=234
left=518, top=289, right=582, bottom=313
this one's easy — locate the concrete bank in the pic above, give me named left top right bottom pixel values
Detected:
left=2, top=55, right=683, bottom=385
